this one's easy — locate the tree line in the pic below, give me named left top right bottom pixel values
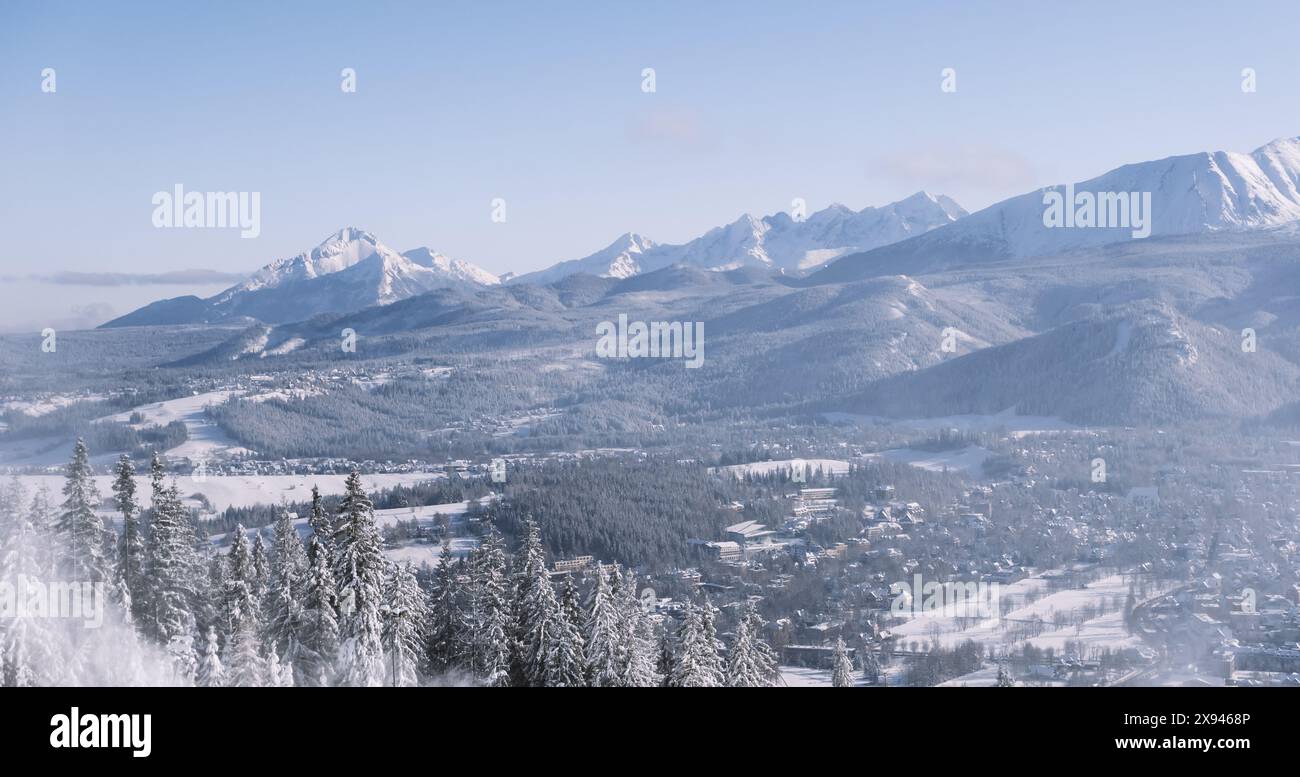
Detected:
left=0, top=440, right=780, bottom=687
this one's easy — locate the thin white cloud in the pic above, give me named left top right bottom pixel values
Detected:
left=625, top=105, right=716, bottom=152
left=870, top=145, right=1037, bottom=207
left=11, top=269, right=247, bottom=287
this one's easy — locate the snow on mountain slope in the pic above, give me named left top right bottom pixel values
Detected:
left=761, top=192, right=968, bottom=271
left=698, top=273, right=1026, bottom=404
left=401, top=246, right=501, bottom=286
left=511, top=192, right=966, bottom=284
left=811, top=137, right=1300, bottom=284
left=511, top=233, right=657, bottom=284
left=838, top=302, right=1300, bottom=424
left=215, top=227, right=390, bottom=301
left=205, top=229, right=498, bottom=322
left=106, top=228, right=499, bottom=327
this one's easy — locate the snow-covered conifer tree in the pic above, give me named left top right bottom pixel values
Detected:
left=743, top=600, right=779, bottom=685
left=332, top=471, right=386, bottom=687
left=426, top=540, right=467, bottom=674
left=112, top=454, right=147, bottom=626
left=669, top=598, right=722, bottom=687
left=306, top=484, right=330, bottom=563
left=583, top=566, right=622, bottom=686
left=831, top=637, right=854, bottom=687
left=266, top=505, right=307, bottom=674
left=142, top=454, right=197, bottom=648
left=57, top=439, right=108, bottom=583
left=196, top=627, right=225, bottom=687
left=511, top=520, right=584, bottom=686
left=614, top=567, right=658, bottom=686
left=467, top=526, right=510, bottom=686
left=0, top=480, right=61, bottom=686
left=299, top=535, right=339, bottom=686
left=382, top=561, right=427, bottom=687
left=725, top=606, right=767, bottom=687
left=221, top=525, right=266, bottom=685
left=548, top=576, right=586, bottom=687
left=696, top=595, right=725, bottom=685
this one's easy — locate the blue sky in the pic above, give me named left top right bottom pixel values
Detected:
left=1, top=0, right=1298, bottom=330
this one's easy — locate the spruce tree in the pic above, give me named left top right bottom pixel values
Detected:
left=112, top=454, right=147, bottom=626
left=831, top=637, right=854, bottom=687
left=57, top=439, right=108, bottom=583
left=656, top=630, right=674, bottom=688
left=196, top=628, right=226, bottom=688
left=668, top=600, right=721, bottom=687
left=560, top=572, right=586, bottom=661
left=615, top=567, right=658, bottom=686
left=548, top=576, right=586, bottom=687
left=511, top=520, right=583, bottom=686
left=225, top=617, right=266, bottom=687
left=221, top=526, right=265, bottom=684
left=142, top=454, right=197, bottom=649
left=861, top=646, right=881, bottom=685
left=266, top=506, right=307, bottom=675
left=222, top=526, right=259, bottom=637
left=696, top=595, right=725, bottom=685
left=426, top=541, right=467, bottom=674
left=299, top=535, right=340, bottom=686
left=467, top=526, right=510, bottom=686
left=27, top=485, right=56, bottom=576
left=743, top=600, right=779, bottom=684
left=382, top=561, right=428, bottom=687
left=0, top=480, right=61, bottom=686
left=251, top=532, right=270, bottom=613
left=306, top=484, right=330, bottom=563
left=584, top=566, right=622, bottom=686
left=725, top=606, right=767, bottom=687
left=332, top=471, right=386, bottom=687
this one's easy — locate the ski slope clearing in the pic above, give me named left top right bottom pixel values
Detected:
left=99, top=389, right=252, bottom=460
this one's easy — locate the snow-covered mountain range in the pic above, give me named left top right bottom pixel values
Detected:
left=511, top=191, right=966, bottom=284
left=812, top=136, right=1300, bottom=284
left=104, top=136, right=1300, bottom=330
left=104, top=228, right=501, bottom=327
left=104, top=194, right=966, bottom=327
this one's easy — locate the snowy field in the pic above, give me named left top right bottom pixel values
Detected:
left=936, top=664, right=1003, bottom=687
left=778, top=665, right=886, bottom=687
left=874, top=446, right=992, bottom=477
left=889, top=571, right=1157, bottom=656
left=1, top=393, right=105, bottom=417
left=384, top=536, right=480, bottom=568
left=822, top=409, right=1079, bottom=436
left=376, top=500, right=492, bottom=566
left=778, top=665, right=835, bottom=687
left=0, top=434, right=123, bottom=469
left=98, top=389, right=252, bottom=460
